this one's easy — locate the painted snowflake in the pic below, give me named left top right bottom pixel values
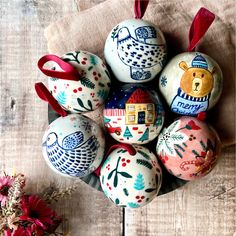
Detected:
left=81, top=120, right=92, bottom=131
left=156, top=120, right=188, bottom=156
left=160, top=76, right=167, bottom=87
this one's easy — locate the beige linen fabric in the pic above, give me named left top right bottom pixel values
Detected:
left=45, top=0, right=235, bottom=147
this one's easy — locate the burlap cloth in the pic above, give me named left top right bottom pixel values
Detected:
left=45, top=0, right=235, bottom=147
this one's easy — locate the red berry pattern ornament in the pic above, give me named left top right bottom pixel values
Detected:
left=38, top=51, right=111, bottom=113
left=100, top=144, right=162, bottom=208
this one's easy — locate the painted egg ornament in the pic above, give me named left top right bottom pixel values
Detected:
left=159, top=8, right=223, bottom=116
left=100, top=144, right=162, bottom=208
left=42, top=114, right=105, bottom=178
left=38, top=51, right=111, bottom=113
left=156, top=116, right=221, bottom=181
left=35, top=81, right=106, bottom=178
left=104, top=84, right=165, bottom=144
left=104, top=0, right=167, bottom=83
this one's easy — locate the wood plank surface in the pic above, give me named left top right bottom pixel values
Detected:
left=0, top=0, right=235, bottom=236
left=0, top=1, right=122, bottom=235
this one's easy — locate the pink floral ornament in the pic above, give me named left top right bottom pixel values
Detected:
left=156, top=116, right=221, bottom=180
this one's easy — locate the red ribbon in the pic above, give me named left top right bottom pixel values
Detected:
left=134, top=0, right=149, bottom=19
left=94, top=143, right=136, bottom=177
left=38, top=54, right=81, bottom=81
left=188, top=7, right=215, bottom=52
left=35, top=82, right=67, bottom=117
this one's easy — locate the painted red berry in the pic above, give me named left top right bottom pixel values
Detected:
left=126, top=159, right=130, bottom=163
left=73, top=89, right=77, bottom=93
left=141, top=196, right=145, bottom=199
left=121, top=158, right=125, bottom=162
left=95, top=77, right=98, bottom=81
left=81, top=61, right=86, bottom=65
left=98, top=73, right=101, bottom=77
left=93, top=72, right=97, bottom=76
left=136, top=196, right=140, bottom=199
left=83, top=58, right=87, bottom=61
left=122, top=163, right=126, bottom=167
left=78, top=87, right=82, bottom=91
left=138, top=200, right=142, bottom=203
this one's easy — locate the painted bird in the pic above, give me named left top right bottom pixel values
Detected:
left=43, top=131, right=99, bottom=177
left=116, top=26, right=166, bottom=80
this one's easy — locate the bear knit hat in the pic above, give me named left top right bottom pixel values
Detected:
left=191, top=54, right=208, bottom=69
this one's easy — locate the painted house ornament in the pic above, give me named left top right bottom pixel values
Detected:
left=100, top=145, right=162, bottom=208
left=104, top=84, right=164, bottom=144
left=38, top=51, right=111, bottom=113
left=159, top=52, right=223, bottom=115
left=104, top=0, right=167, bottom=83
left=42, top=114, right=105, bottom=178
left=156, top=116, right=221, bottom=180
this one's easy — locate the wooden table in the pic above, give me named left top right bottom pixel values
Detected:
left=0, top=1, right=235, bottom=235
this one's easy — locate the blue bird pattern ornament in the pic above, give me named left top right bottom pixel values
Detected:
left=116, top=26, right=166, bottom=81
left=45, top=131, right=100, bottom=177
left=104, top=19, right=167, bottom=83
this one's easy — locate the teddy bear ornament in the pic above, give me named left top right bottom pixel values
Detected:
left=159, top=8, right=223, bottom=116
left=34, top=83, right=105, bottom=178
left=104, top=0, right=167, bottom=83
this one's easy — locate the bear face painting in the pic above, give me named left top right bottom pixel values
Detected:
left=159, top=52, right=223, bottom=116
left=179, top=60, right=214, bottom=98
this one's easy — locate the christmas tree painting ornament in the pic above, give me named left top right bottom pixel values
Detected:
left=156, top=115, right=221, bottom=181
left=35, top=83, right=105, bottom=178
left=159, top=8, right=223, bottom=115
left=38, top=52, right=111, bottom=113
left=104, top=0, right=167, bottom=83
left=104, top=84, right=165, bottom=144
left=100, top=144, right=162, bottom=208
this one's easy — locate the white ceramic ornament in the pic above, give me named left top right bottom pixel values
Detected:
left=159, top=52, right=223, bottom=115
left=104, top=19, right=167, bottom=83
left=100, top=144, right=162, bottom=208
left=42, top=114, right=105, bottom=178
left=38, top=51, right=111, bottom=113
left=104, top=84, right=165, bottom=144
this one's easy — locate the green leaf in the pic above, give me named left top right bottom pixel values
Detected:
left=114, top=173, right=118, bottom=187
left=80, top=77, right=95, bottom=89
left=145, top=188, right=156, bottom=193
left=123, top=188, right=129, bottom=196
left=115, top=198, right=120, bottom=205
left=136, top=159, right=152, bottom=170
left=108, top=169, right=115, bottom=180
left=77, top=98, right=84, bottom=108
left=88, top=66, right=93, bottom=71
left=137, top=150, right=150, bottom=160
left=119, top=172, right=132, bottom=178
left=102, top=175, right=104, bottom=184
left=87, top=100, right=93, bottom=110
left=170, top=134, right=185, bottom=141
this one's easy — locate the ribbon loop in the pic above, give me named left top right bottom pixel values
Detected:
left=188, top=7, right=215, bottom=52
left=134, top=0, right=149, bottom=19
left=35, top=82, right=67, bottom=117
left=94, top=143, right=136, bottom=176
left=38, top=54, right=80, bottom=81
